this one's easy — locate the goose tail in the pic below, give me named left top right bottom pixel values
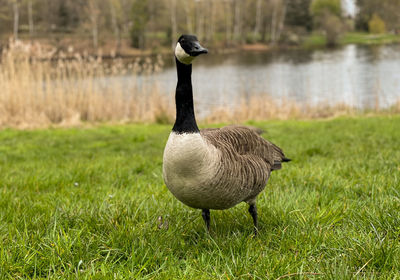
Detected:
left=272, top=157, right=291, bottom=171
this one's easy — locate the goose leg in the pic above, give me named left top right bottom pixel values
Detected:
left=201, top=209, right=210, bottom=231
left=248, top=204, right=258, bottom=235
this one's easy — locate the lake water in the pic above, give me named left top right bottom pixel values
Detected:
left=132, top=44, right=400, bottom=115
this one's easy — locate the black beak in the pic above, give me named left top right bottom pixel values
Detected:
left=190, top=41, right=208, bottom=57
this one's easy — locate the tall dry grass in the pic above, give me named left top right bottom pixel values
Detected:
left=1, top=39, right=399, bottom=128
left=203, top=98, right=360, bottom=124
left=0, top=40, right=173, bottom=128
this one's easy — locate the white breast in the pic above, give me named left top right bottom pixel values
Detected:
left=162, top=132, right=221, bottom=208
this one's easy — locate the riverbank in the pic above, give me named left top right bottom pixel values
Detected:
left=2, top=32, right=399, bottom=59
left=1, top=117, right=400, bottom=278
left=303, top=32, right=400, bottom=48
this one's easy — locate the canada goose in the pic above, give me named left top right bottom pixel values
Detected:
left=163, top=35, right=290, bottom=234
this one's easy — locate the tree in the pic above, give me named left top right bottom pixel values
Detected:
left=223, top=0, right=233, bottom=44
left=253, top=0, right=263, bottom=39
left=368, top=14, right=386, bottom=34
left=195, top=0, right=205, bottom=41
left=233, top=0, right=242, bottom=42
left=86, top=0, right=100, bottom=49
left=12, top=0, right=19, bottom=39
left=169, top=0, right=177, bottom=48
left=27, top=0, right=34, bottom=37
left=205, top=0, right=216, bottom=43
left=0, top=3, right=11, bottom=36
left=356, top=0, right=400, bottom=32
left=130, top=0, right=149, bottom=49
left=311, top=0, right=344, bottom=46
left=285, top=0, right=313, bottom=31
left=182, top=0, right=194, bottom=34
left=57, top=1, right=70, bottom=29
left=0, top=0, right=367, bottom=51
left=270, top=0, right=288, bottom=44
left=311, top=0, right=342, bottom=16
left=109, top=0, right=123, bottom=53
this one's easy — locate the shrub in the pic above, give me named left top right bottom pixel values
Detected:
left=368, top=14, right=386, bottom=34
left=310, top=0, right=344, bottom=47
left=130, top=0, right=149, bottom=49
left=310, top=0, right=342, bottom=17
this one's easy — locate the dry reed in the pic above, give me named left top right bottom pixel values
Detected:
left=203, top=97, right=358, bottom=123
left=1, top=39, right=399, bottom=129
left=0, top=39, right=173, bottom=128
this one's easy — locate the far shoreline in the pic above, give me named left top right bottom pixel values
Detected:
left=1, top=32, right=399, bottom=60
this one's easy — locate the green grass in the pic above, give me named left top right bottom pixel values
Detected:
left=302, top=32, right=400, bottom=48
left=302, top=34, right=328, bottom=48
left=1, top=117, right=400, bottom=279
left=341, top=32, right=400, bottom=45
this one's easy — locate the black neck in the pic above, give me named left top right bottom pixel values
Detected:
left=172, top=58, right=199, bottom=134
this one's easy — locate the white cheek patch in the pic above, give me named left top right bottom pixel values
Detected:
left=175, top=42, right=195, bottom=65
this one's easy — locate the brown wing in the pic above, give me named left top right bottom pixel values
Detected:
left=201, top=125, right=288, bottom=170
left=201, top=125, right=264, bottom=135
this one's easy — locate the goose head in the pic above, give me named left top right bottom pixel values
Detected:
left=175, top=35, right=208, bottom=65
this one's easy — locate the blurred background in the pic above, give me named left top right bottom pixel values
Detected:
left=0, top=0, right=399, bottom=127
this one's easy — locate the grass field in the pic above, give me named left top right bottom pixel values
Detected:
left=302, top=32, right=400, bottom=48
left=1, top=117, right=400, bottom=279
